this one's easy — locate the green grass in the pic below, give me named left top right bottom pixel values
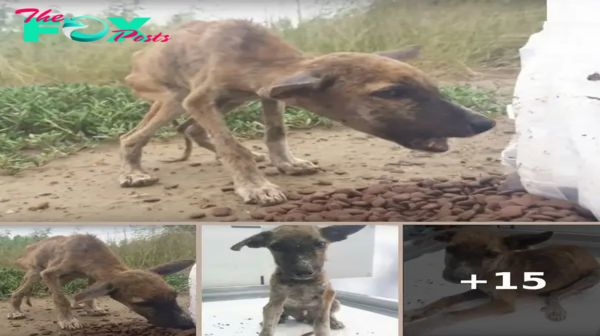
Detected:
left=0, top=82, right=504, bottom=174
left=0, top=226, right=195, bottom=300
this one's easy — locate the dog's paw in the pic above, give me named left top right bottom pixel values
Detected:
left=275, top=158, right=320, bottom=176
left=6, top=312, right=25, bottom=320
left=84, top=308, right=109, bottom=316
left=236, top=181, right=287, bottom=206
left=542, top=303, right=567, bottom=321
left=119, top=172, right=159, bottom=188
left=330, top=318, right=345, bottom=330
left=59, top=317, right=84, bottom=330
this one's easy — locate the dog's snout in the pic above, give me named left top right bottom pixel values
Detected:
left=469, top=115, right=496, bottom=135
left=293, top=269, right=315, bottom=278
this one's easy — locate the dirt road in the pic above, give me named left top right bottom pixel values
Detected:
left=0, top=295, right=190, bottom=336
left=0, top=118, right=514, bottom=222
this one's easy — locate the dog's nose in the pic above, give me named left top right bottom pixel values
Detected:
left=293, top=270, right=315, bottom=278
left=469, top=115, right=496, bottom=135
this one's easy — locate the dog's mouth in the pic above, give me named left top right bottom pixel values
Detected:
left=291, top=274, right=316, bottom=281
left=405, top=137, right=449, bottom=153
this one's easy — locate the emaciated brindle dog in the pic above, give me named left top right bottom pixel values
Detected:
left=403, top=227, right=600, bottom=336
left=120, top=19, right=495, bottom=206
left=6, top=234, right=196, bottom=331
left=231, top=225, right=366, bottom=336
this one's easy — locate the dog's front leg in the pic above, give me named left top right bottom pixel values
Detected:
left=404, top=299, right=515, bottom=336
left=183, top=90, right=287, bottom=206
left=40, top=266, right=84, bottom=330
left=261, top=99, right=319, bottom=176
left=404, top=289, right=488, bottom=322
left=313, top=289, right=336, bottom=336
left=259, top=295, right=287, bottom=336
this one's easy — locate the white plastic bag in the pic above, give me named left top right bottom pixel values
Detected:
left=504, top=0, right=600, bottom=219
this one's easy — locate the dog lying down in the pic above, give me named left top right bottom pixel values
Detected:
left=403, top=227, right=600, bottom=336
left=231, top=224, right=366, bottom=336
left=6, top=234, right=196, bottom=331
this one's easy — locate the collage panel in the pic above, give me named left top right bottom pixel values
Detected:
left=403, top=224, right=600, bottom=336
left=201, top=224, right=400, bottom=336
left=0, top=224, right=197, bottom=336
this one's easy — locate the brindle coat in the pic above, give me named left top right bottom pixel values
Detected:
left=231, top=225, right=366, bottom=336
left=120, top=19, right=495, bottom=206
left=6, top=234, right=195, bottom=331
left=403, top=227, right=600, bottom=336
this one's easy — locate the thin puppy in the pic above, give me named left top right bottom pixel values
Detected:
left=403, top=228, right=600, bottom=336
left=231, top=225, right=366, bottom=336
left=6, top=234, right=195, bottom=331
left=120, top=19, right=495, bottom=206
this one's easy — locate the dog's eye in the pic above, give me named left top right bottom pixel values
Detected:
left=314, top=242, right=326, bottom=248
left=485, top=250, right=500, bottom=258
left=371, top=86, right=407, bottom=99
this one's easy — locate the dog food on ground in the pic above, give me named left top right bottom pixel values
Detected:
left=65, top=322, right=195, bottom=336
left=249, top=174, right=597, bottom=222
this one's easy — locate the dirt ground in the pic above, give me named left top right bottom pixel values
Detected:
left=0, top=295, right=190, bottom=336
left=0, top=78, right=516, bottom=223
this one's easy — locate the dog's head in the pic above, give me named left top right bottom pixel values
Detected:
left=434, top=228, right=553, bottom=283
left=231, top=225, right=366, bottom=281
left=73, top=259, right=196, bottom=330
left=257, top=46, right=495, bottom=153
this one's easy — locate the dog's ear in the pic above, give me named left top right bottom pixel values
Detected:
left=432, top=229, right=457, bottom=243
left=73, top=282, right=115, bottom=304
left=319, top=225, right=366, bottom=243
left=231, top=231, right=273, bottom=251
left=503, top=231, right=553, bottom=250
left=257, top=73, right=336, bottom=100
left=148, top=259, right=195, bottom=276
left=376, top=45, right=421, bottom=62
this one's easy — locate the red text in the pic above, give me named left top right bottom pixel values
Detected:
left=112, top=30, right=171, bottom=42
left=15, top=8, right=64, bottom=23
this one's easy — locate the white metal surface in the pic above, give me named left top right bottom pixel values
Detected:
left=202, top=298, right=398, bottom=336
left=404, top=250, right=600, bottom=335
left=202, top=225, right=376, bottom=288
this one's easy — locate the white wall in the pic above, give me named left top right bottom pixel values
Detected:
left=201, top=225, right=376, bottom=288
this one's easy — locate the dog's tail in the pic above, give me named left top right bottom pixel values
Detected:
left=159, top=119, right=194, bottom=163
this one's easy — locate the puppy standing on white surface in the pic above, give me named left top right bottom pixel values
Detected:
left=231, top=225, right=366, bottom=336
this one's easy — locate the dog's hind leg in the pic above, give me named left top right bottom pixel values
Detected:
left=7, top=269, right=41, bottom=320
left=81, top=279, right=109, bottom=316
left=542, top=268, right=600, bottom=322
left=261, top=98, right=319, bottom=176
left=183, top=90, right=286, bottom=206
left=119, top=93, right=186, bottom=188
left=40, top=265, right=83, bottom=330
left=403, top=289, right=488, bottom=323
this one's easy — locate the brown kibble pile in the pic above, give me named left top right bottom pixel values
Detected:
left=251, top=174, right=597, bottom=222
left=65, top=322, right=195, bottom=336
